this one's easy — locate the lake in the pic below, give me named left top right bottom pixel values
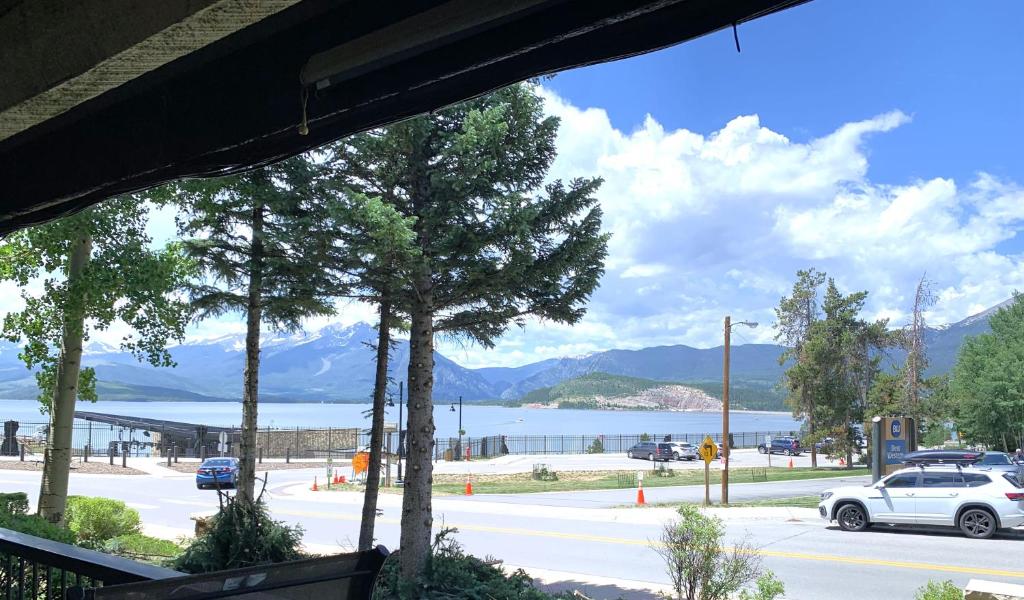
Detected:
left=0, top=399, right=800, bottom=437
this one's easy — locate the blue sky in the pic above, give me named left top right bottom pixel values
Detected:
left=5, top=0, right=1024, bottom=369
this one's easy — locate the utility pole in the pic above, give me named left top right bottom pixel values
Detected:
left=723, top=315, right=731, bottom=505
left=457, top=395, right=463, bottom=461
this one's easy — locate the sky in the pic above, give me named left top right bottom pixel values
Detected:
left=4, top=0, right=1024, bottom=369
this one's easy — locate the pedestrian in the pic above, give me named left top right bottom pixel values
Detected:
left=1015, top=448, right=1024, bottom=464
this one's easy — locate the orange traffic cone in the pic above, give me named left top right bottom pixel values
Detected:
left=311, top=477, right=318, bottom=491
left=636, top=481, right=646, bottom=505
left=838, top=457, right=846, bottom=467
left=465, top=481, right=473, bottom=496
left=787, top=458, right=794, bottom=469
left=340, top=474, right=347, bottom=484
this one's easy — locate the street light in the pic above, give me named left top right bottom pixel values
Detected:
left=723, top=316, right=757, bottom=505
left=451, top=396, right=463, bottom=461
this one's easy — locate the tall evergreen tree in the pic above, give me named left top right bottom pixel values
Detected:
left=774, top=269, right=826, bottom=466
left=327, top=83, right=609, bottom=578
left=324, top=193, right=418, bottom=550
left=0, top=198, right=192, bottom=523
left=163, top=157, right=338, bottom=504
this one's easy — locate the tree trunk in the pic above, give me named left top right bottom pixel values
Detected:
left=399, top=278, right=434, bottom=580
left=359, top=300, right=392, bottom=550
left=39, top=234, right=92, bottom=524
left=237, top=203, right=265, bottom=505
left=808, top=399, right=817, bottom=468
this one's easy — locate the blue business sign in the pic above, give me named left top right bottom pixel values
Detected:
left=890, top=420, right=902, bottom=438
left=885, top=440, right=906, bottom=465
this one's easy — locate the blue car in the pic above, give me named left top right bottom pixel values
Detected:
left=195, top=457, right=239, bottom=489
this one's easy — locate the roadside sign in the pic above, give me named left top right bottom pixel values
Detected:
left=353, top=452, right=369, bottom=476
left=698, top=436, right=718, bottom=464
left=219, top=431, right=228, bottom=444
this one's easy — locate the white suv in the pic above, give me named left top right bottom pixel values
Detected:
left=818, top=465, right=1024, bottom=539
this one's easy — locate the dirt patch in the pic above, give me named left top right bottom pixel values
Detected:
left=164, top=462, right=345, bottom=474
left=0, top=460, right=145, bottom=475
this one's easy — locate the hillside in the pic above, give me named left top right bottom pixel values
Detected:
left=520, top=372, right=722, bottom=411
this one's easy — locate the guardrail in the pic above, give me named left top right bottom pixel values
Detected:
left=0, top=527, right=182, bottom=600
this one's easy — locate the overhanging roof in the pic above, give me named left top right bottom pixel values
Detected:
left=0, top=0, right=807, bottom=235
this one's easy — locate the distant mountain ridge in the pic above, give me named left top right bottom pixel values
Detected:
left=0, top=299, right=1011, bottom=405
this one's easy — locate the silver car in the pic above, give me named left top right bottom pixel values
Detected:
left=667, top=442, right=698, bottom=461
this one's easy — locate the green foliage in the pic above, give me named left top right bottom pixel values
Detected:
left=654, top=505, right=762, bottom=600
left=640, top=432, right=651, bottom=442
left=951, top=294, right=1024, bottom=450
left=0, top=197, right=192, bottom=408
left=0, top=492, right=29, bottom=516
left=585, top=437, right=605, bottom=454
left=867, top=372, right=905, bottom=417
left=65, top=496, right=141, bottom=547
left=373, top=529, right=574, bottom=599
left=0, top=512, right=75, bottom=545
left=102, top=533, right=182, bottom=563
left=914, top=580, right=963, bottom=600
left=531, top=464, right=558, bottom=481
left=738, top=571, right=786, bottom=600
left=173, top=498, right=304, bottom=574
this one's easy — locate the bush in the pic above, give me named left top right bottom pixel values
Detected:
left=0, top=511, right=75, bottom=545
left=65, top=496, right=141, bottom=548
left=739, top=571, right=786, bottom=600
left=653, top=505, right=762, bottom=600
left=915, top=580, right=963, bottom=600
left=173, top=498, right=304, bottom=574
left=640, top=433, right=651, bottom=442
left=585, top=437, right=605, bottom=454
left=373, top=529, right=575, bottom=599
left=531, top=464, right=558, bottom=481
left=0, top=492, right=29, bottom=516
left=103, top=533, right=182, bottom=564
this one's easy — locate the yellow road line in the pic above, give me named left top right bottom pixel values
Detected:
left=274, top=509, right=1024, bottom=579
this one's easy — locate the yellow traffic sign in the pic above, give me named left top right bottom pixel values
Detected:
left=699, top=436, right=718, bottom=464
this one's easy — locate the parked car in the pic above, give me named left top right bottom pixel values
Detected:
left=819, top=463, right=1024, bottom=539
left=758, top=437, right=801, bottom=456
left=667, top=442, right=698, bottom=461
left=814, top=437, right=835, bottom=453
left=626, top=442, right=674, bottom=461
left=196, top=457, right=240, bottom=489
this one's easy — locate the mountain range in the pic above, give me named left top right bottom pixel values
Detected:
left=0, top=299, right=1010, bottom=405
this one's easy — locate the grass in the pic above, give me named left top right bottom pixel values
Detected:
left=728, top=495, right=821, bottom=508
left=426, top=466, right=866, bottom=495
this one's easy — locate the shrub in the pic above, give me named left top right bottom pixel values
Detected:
left=103, top=533, right=182, bottom=564
left=173, top=498, right=303, bottom=574
left=0, top=511, right=75, bottom=545
left=373, top=529, right=575, bottom=599
left=653, top=505, right=762, bottom=600
left=65, top=496, right=141, bottom=548
left=531, top=464, right=558, bottom=481
left=915, top=580, right=963, bottom=600
left=739, top=571, right=786, bottom=600
left=585, top=437, right=605, bottom=454
left=640, top=433, right=651, bottom=442
left=0, top=492, right=29, bottom=516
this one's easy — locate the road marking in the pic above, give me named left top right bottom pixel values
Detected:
left=125, top=502, right=159, bottom=510
left=273, top=508, right=1024, bottom=580
left=164, top=499, right=215, bottom=507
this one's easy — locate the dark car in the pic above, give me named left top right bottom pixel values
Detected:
left=758, top=437, right=801, bottom=456
left=627, top=442, right=674, bottom=461
left=902, top=449, right=983, bottom=465
left=196, top=457, right=240, bottom=489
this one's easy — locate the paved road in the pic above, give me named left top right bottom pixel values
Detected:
left=1, top=468, right=1021, bottom=599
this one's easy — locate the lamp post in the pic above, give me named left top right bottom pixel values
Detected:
left=450, top=395, right=463, bottom=460
left=723, top=316, right=757, bottom=505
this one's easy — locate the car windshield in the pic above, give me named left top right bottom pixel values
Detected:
left=980, top=453, right=1011, bottom=465
left=202, top=459, right=234, bottom=467
left=1004, top=474, right=1024, bottom=488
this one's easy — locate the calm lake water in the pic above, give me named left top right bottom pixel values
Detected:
left=0, top=399, right=800, bottom=437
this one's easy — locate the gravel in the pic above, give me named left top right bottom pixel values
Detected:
left=0, top=460, right=145, bottom=475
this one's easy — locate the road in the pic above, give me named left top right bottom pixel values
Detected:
left=1, top=467, right=1021, bottom=599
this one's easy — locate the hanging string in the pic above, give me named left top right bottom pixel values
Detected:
left=298, top=86, right=310, bottom=136
left=733, top=22, right=741, bottom=53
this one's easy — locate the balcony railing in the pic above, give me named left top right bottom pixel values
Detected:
left=0, top=527, right=182, bottom=600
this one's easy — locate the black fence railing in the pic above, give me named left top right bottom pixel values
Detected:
left=0, top=527, right=181, bottom=600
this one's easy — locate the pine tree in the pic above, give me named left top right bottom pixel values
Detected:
left=162, top=156, right=338, bottom=504
left=0, top=198, right=192, bottom=523
left=327, top=83, right=608, bottom=578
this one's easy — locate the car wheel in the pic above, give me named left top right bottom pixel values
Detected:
left=673, top=452, right=680, bottom=461
left=758, top=446, right=767, bottom=454
left=836, top=504, right=869, bottom=532
left=627, top=451, right=633, bottom=459
left=648, top=453, right=654, bottom=461
left=959, top=508, right=997, bottom=539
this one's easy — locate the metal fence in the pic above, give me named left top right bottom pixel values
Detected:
left=4, top=418, right=796, bottom=462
